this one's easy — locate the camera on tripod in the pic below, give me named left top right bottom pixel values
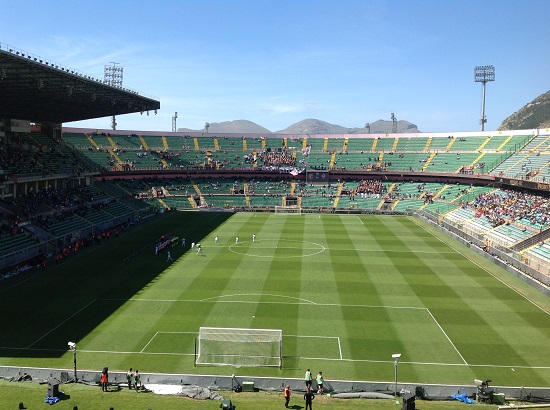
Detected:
left=474, top=379, right=493, bottom=403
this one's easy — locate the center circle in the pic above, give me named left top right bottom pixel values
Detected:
left=228, top=239, right=325, bottom=258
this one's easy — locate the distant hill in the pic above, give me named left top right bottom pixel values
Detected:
left=178, top=120, right=271, bottom=134
left=348, top=119, right=420, bottom=134
left=276, top=119, right=349, bottom=134
left=179, top=118, right=420, bottom=134
left=499, top=90, right=550, bottom=130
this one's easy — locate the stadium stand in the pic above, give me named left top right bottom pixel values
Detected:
left=1, top=47, right=549, bottom=281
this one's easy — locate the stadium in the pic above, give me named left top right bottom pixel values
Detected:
left=1, top=41, right=550, bottom=410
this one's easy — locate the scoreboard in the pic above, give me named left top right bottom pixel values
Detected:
left=306, top=170, right=330, bottom=182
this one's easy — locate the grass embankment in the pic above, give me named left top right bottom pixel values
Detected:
left=0, top=379, right=500, bottom=410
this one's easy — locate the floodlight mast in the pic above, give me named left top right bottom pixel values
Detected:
left=474, top=65, right=495, bottom=131
left=172, top=112, right=178, bottom=132
left=104, top=62, right=124, bottom=130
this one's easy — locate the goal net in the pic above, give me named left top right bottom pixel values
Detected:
left=274, top=206, right=302, bottom=215
left=195, top=327, right=283, bottom=368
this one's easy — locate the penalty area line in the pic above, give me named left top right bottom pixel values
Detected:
left=410, top=217, right=550, bottom=316
left=426, top=308, right=468, bottom=365
left=27, top=299, right=97, bottom=349
left=140, top=332, right=159, bottom=353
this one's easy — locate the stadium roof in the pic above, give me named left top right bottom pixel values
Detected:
left=0, top=45, right=160, bottom=124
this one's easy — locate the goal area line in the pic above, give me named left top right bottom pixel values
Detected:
left=141, top=331, right=343, bottom=363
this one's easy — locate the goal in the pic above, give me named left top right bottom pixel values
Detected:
left=274, top=206, right=302, bottom=215
left=195, top=327, right=283, bottom=368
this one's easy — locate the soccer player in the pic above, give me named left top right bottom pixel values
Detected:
left=316, top=371, right=324, bottom=394
left=126, top=368, right=134, bottom=390
left=191, top=242, right=195, bottom=250
left=305, top=369, right=312, bottom=389
left=134, top=370, right=141, bottom=391
left=252, top=233, right=256, bottom=242
left=167, top=251, right=172, bottom=262
left=196, top=243, right=202, bottom=255
left=235, top=236, right=239, bottom=244
left=215, top=235, right=219, bottom=244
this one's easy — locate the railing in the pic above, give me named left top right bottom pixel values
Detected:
left=414, top=209, right=550, bottom=290
left=0, top=207, right=155, bottom=270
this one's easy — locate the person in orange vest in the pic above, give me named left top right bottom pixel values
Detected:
left=284, top=385, right=291, bottom=408
left=100, top=367, right=108, bottom=392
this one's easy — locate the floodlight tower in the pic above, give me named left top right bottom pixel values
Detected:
left=172, top=112, right=178, bottom=132
left=391, top=113, right=397, bottom=133
left=365, top=122, right=371, bottom=133
left=474, top=65, right=495, bottom=131
left=104, top=62, right=124, bottom=130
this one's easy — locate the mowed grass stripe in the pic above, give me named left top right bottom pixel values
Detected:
left=256, top=215, right=304, bottom=360
left=321, top=216, right=401, bottom=379
left=355, top=218, right=471, bottom=367
left=194, top=213, right=266, bottom=330
left=3, top=212, right=550, bottom=386
left=85, top=213, right=237, bottom=372
left=376, top=217, right=548, bottom=376
left=405, top=219, right=550, bottom=369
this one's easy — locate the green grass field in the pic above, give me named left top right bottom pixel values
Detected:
left=1, top=212, right=549, bottom=388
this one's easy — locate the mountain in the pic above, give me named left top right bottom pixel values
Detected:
left=347, top=119, right=420, bottom=134
left=276, top=119, right=349, bottom=134
left=499, top=90, right=550, bottom=130
left=178, top=120, right=272, bottom=134
left=178, top=118, right=420, bottom=134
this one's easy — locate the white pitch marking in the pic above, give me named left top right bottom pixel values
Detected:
left=426, top=308, right=468, bottom=365
left=410, top=217, right=550, bottom=316
left=140, top=332, right=159, bottom=353
left=27, top=299, right=97, bottom=349
left=101, top=298, right=425, bottom=311
left=337, top=337, right=343, bottom=360
left=198, top=293, right=317, bottom=305
left=2, top=345, right=549, bottom=370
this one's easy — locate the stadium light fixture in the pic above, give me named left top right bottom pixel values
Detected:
left=474, top=65, right=495, bottom=131
left=172, top=112, right=178, bottom=132
left=392, top=353, right=401, bottom=403
left=68, top=342, right=77, bottom=383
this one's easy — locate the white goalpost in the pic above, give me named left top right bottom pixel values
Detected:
left=274, top=206, right=302, bottom=215
left=195, top=327, right=283, bottom=368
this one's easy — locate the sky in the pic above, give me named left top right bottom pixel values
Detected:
left=2, top=0, right=549, bottom=133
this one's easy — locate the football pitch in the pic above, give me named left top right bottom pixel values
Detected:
left=1, top=212, right=549, bottom=388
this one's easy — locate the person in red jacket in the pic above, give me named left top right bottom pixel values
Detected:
left=284, top=385, right=291, bottom=408
left=100, top=367, right=108, bottom=392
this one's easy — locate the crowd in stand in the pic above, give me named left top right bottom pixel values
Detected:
left=353, top=180, right=385, bottom=197
left=260, top=149, right=296, bottom=168
left=468, top=189, right=550, bottom=228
